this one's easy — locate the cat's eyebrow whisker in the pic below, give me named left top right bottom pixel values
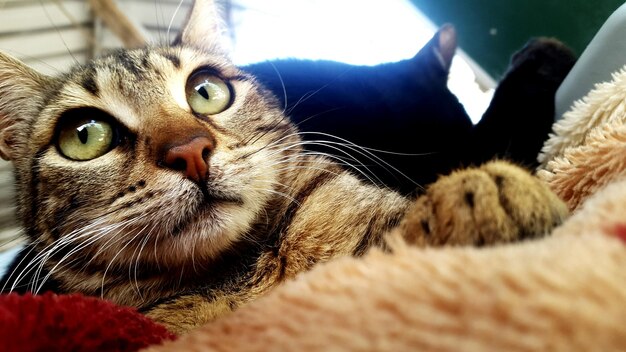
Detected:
left=282, top=67, right=354, bottom=118
left=266, top=61, right=289, bottom=114
left=38, top=0, right=79, bottom=65
left=167, top=0, right=186, bottom=42
left=154, top=0, right=165, bottom=45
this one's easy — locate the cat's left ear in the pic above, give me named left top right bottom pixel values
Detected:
left=174, top=0, right=231, bottom=55
left=0, top=52, right=51, bottom=161
left=411, top=24, right=457, bottom=84
left=414, top=24, right=457, bottom=73
left=433, top=24, right=457, bottom=71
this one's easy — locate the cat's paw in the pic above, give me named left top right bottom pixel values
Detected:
left=399, top=161, right=568, bottom=246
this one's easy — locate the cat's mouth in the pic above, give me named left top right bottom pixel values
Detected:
left=198, top=183, right=245, bottom=206
left=170, top=185, right=245, bottom=237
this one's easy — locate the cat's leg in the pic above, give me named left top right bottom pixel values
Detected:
left=396, top=161, right=568, bottom=246
left=145, top=292, right=248, bottom=335
left=471, top=38, right=576, bottom=167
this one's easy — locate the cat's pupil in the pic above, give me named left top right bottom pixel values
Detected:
left=196, top=84, right=210, bottom=100
left=77, top=126, right=89, bottom=144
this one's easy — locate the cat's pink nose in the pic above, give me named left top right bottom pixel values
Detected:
left=163, top=136, right=214, bottom=183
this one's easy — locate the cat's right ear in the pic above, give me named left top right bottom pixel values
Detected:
left=173, top=0, right=231, bottom=55
left=0, top=52, right=51, bottom=161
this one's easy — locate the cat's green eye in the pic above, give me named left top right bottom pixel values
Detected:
left=185, top=71, right=232, bottom=115
left=58, top=118, right=114, bottom=161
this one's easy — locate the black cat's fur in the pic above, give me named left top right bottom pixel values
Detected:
left=243, top=29, right=577, bottom=194
left=243, top=26, right=473, bottom=194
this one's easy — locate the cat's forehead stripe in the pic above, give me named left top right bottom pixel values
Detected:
left=160, top=52, right=181, bottom=69
left=79, top=65, right=99, bottom=97
left=112, top=50, right=144, bottom=77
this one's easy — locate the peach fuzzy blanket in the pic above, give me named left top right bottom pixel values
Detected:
left=144, top=69, right=626, bottom=352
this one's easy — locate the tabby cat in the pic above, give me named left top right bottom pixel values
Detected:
left=0, top=0, right=567, bottom=334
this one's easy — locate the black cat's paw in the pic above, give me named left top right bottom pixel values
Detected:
left=508, top=37, right=577, bottom=86
left=472, top=38, right=577, bottom=168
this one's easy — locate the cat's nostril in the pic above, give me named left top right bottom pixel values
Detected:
left=202, top=147, right=210, bottom=161
left=162, top=136, right=214, bottom=183
left=170, top=158, right=187, bottom=172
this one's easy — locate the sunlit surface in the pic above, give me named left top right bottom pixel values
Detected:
left=231, top=0, right=494, bottom=123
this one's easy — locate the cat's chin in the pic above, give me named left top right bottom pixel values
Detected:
left=143, top=192, right=259, bottom=267
left=171, top=191, right=244, bottom=237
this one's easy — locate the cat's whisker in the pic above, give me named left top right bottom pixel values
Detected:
left=16, top=218, right=113, bottom=292
left=152, top=224, right=163, bottom=272
left=82, top=220, right=138, bottom=265
left=130, top=222, right=154, bottom=300
left=253, top=130, right=427, bottom=187
left=299, top=131, right=437, bottom=156
left=242, top=115, right=292, bottom=146
left=270, top=135, right=424, bottom=189
left=262, top=142, right=386, bottom=186
left=38, top=0, right=79, bottom=65
left=100, top=224, right=149, bottom=299
left=299, top=141, right=399, bottom=187
left=291, top=108, right=343, bottom=128
left=266, top=150, right=362, bottom=170
left=0, top=238, right=44, bottom=292
left=33, top=218, right=139, bottom=294
left=29, top=215, right=139, bottom=290
left=247, top=187, right=300, bottom=206
left=239, top=131, right=304, bottom=159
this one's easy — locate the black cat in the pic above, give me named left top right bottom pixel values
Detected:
left=243, top=27, right=577, bottom=194
left=243, top=25, right=472, bottom=194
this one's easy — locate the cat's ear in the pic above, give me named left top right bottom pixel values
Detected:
left=0, top=52, right=51, bottom=161
left=413, top=24, right=457, bottom=78
left=432, top=24, right=457, bottom=72
left=174, top=0, right=230, bottom=54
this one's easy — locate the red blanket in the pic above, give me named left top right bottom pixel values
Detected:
left=0, top=293, right=175, bottom=352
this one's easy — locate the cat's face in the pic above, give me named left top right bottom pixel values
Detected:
left=0, top=1, right=298, bottom=271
